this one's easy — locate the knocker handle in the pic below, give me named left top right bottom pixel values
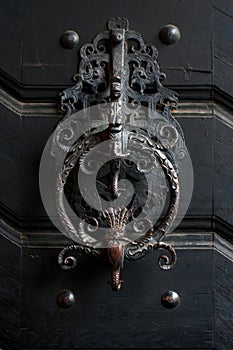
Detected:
left=39, top=17, right=191, bottom=292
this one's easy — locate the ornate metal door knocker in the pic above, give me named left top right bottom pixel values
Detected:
left=40, top=18, right=193, bottom=292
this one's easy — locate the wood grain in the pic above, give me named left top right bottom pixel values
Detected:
left=0, top=236, right=20, bottom=350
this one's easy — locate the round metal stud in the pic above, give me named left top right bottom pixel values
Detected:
left=57, top=289, right=76, bottom=308
left=60, top=30, right=79, bottom=49
left=161, top=290, right=180, bottom=309
left=159, top=24, right=181, bottom=45
left=112, top=32, right=123, bottom=43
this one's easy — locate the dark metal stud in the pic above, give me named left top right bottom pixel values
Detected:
left=159, top=24, right=181, bottom=45
left=57, top=289, right=76, bottom=308
left=161, top=290, right=180, bottom=309
left=60, top=30, right=79, bottom=49
left=112, top=32, right=123, bottom=43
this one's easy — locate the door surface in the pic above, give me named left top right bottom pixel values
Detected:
left=0, top=1, right=232, bottom=349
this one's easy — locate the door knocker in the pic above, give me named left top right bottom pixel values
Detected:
left=40, top=18, right=192, bottom=292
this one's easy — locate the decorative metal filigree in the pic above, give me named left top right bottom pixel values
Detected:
left=54, top=18, right=186, bottom=291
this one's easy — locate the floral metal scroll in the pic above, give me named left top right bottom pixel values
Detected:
left=42, top=18, right=192, bottom=291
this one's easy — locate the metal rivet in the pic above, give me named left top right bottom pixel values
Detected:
left=159, top=24, right=181, bottom=45
left=161, top=290, right=180, bottom=309
left=57, top=289, right=76, bottom=308
left=60, top=30, right=79, bottom=49
left=112, top=32, right=123, bottom=43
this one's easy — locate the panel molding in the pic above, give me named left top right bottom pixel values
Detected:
left=0, top=86, right=232, bottom=129
left=0, top=87, right=60, bottom=117
left=0, top=95, right=232, bottom=246
left=0, top=65, right=233, bottom=111
left=0, top=210, right=232, bottom=264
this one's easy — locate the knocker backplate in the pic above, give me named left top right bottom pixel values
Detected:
left=39, top=17, right=193, bottom=291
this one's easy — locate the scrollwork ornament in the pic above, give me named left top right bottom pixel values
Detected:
left=157, top=242, right=177, bottom=270
left=58, top=244, right=103, bottom=270
left=39, top=17, right=193, bottom=292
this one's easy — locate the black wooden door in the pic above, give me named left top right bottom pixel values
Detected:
left=0, top=1, right=232, bottom=349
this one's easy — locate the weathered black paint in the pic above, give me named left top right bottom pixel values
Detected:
left=0, top=231, right=231, bottom=349
left=215, top=252, right=233, bottom=349
left=19, top=243, right=217, bottom=348
left=214, top=1, right=233, bottom=98
left=215, top=119, right=233, bottom=228
left=0, top=236, right=20, bottom=350
left=0, top=0, right=232, bottom=104
left=0, top=0, right=232, bottom=349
